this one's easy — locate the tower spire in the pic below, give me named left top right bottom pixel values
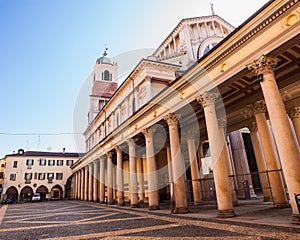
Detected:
left=210, top=3, right=215, bottom=15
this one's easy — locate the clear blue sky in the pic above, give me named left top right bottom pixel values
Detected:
left=0, top=0, right=269, bottom=157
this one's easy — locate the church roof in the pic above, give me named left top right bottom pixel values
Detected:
left=96, top=49, right=114, bottom=65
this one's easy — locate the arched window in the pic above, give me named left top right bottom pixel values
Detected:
left=103, top=70, right=111, bottom=81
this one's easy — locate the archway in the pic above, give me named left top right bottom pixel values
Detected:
left=20, top=186, right=33, bottom=202
left=36, top=185, right=49, bottom=201
left=51, top=185, right=63, bottom=200
left=65, top=176, right=72, bottom=199
left=5, top=186, right=18, bottom=202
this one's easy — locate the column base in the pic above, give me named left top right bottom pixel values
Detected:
left=233, top=201, right=239, bottom=207
left=99, top=201, right=104, bottom=204
left=193, top=202, right=201, bottom=206
left=292, top=214, right=300, bottom=225
left=217, top=209, right=236, bottom=218
left=108, top=201, right=114, bottom=205
left=174, top=207, right=189, bottom=214
left=117, top=202, right=125, bottom=206
left=130, top=203, right=140, bottom=208
left=149, top=205, right=160, bottom=210
left=273, top=202, right=290, bottom=208
left=263, top=196, right=272, bottom=202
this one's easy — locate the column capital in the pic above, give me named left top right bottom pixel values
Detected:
left=247, top=55, right=279, bottom=75
left=247, top=122, right=258, bottom=133
left=288, top=107, right=300, bottom=119
left=106, top=151, right=113, bottom=159
left=115, top=145, right=122, bottom=154
left=250, top=100, right=267, bottom=114
left=164, top=113, right=180, bottom=126
left=142, top=127, right=156, bottom=139
left=127, top=138, right=137, bottom=148
left=196, top=91, right=218, bottom=108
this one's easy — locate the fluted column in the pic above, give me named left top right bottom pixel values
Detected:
left=248, top=55, right=300, bottom=221
left=164, top=113, right=188, bottom=213
left=99, top=156, right=105, bottom=203
left=107, top=152, right=114, bottom=204
left=186, top=131, right=201, bottom=205
left=128, top=138, right=139, bottom=207
left=142, top=128, right=159, bottom=210
left=93, top=159, right=99, bottom=202
left=88, top=163, right=93, bottom=201
left=84, top=166, right=88, bottom=201
left=288, top=107, right=300, bottom=146
left=197, top=92, right=235, bottom=217
left=115, top=146, right=124, bottom=206
left=248, top=122, right=272, bottom=202
left=250, top=100, right=288, bottom=207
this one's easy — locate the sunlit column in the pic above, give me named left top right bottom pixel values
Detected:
left=288, top=107, right=300, bottom=146
left=115, top=146, right=124, bottom=206
left=99, top=156, right=105, bottom=203
left=93, top=159, right=99, bottom=202
left=142, top=128, right=159, bottom=210
left=250, top=100, right=288, bottom=207
left=88, top=163, right=93, bottom=201
left=248, top=55, right=300, bottom=222
left=84, top=166, right=88, bottom=201
left=197, top=92, right=236, bottom=218
left=107, top=152, right=114, bottom=204
left=136, top=157, right=145, bottom=203
left=186, top=130, right=201, bottom=206
left=127, top=138, right=139, bottom=208
left=164, top=113, right=188, bottom=213
left=80, top=168, right=84, bottom=201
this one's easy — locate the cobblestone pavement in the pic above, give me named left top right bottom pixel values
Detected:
left=0, top=200, right=300, bottom=240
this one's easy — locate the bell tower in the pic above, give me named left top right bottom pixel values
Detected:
left=88, top=49, right=118, bottom=124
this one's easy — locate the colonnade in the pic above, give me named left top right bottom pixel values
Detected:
left=71, top=55, right=300, bottom=221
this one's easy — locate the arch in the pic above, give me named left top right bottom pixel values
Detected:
left=36, top=185, right=49, bottom=201
left=20, top=186, right=33, bottom=202
left=51, top=184, right=63, bottom=200
left=5, top=186, right=18, bottom=202
left=196, top=36, right=223, bottom=60
left=65, top=176, right=72, bottom=199
left=103, top=70, right=111, bottom=81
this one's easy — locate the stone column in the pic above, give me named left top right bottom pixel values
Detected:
left=196, top=92, right=236, bottom=217
left=84, top=166, right=88, bottom=201
left=136, top=157, right=145, bottom=203
left=142, top=128, right=159, bottom=210
left=166, top=145, right=174, bottom=203
left=107, top=152, right=114, bottom=204
left=80, top=168, right=84, bottom=200
left=127, top=138, right=139, bottom=208
left=288, top=107, right=300, bottom=146
left=248, top=122, right=272, bottom=202
left=186, top=131, right=201, bottom=205
left=115, top=146, right=124, bottom=206
left=218, top=119, right=238, bottom=206
left=248, top=55, right=300, bottom=221
left=99, top=156, right=105, bottom=203
left=164, top=113, right=188, bottom=213
left=250, top=100, right=288, bottom=207
left=229, top=130, right=256, bottom=199
left=88, top=163, right=93, bottom=201
left=74, top=172, right=78, bottom=199
left=93, top=159, right=99, bottom=202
